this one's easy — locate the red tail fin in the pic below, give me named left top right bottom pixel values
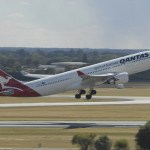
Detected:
left=0, top=69, right=40, bottom=97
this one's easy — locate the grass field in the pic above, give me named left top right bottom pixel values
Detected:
left=0, top=128, right=138, bottom=149
left=0, top=105, right=149, bottom=121
left=0, top=86, right=149, bottom=148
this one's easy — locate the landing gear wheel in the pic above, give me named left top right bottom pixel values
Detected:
left=79, top=89, right=86, bottom=95
left=75, top=94, right=81, bottom=99
left=90, top=90, right=97, bottom=95
left=86, top=94, right=92, bottom=100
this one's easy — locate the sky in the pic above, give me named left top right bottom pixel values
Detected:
left=0, top=0, right=150, bottom=49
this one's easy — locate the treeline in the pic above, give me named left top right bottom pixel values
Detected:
left=0, top=48, right=149, bottom=81
left=0, top=49, right=125, bottom=72
left=71, top=121, right=150, bottom=150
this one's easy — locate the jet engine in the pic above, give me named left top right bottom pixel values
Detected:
left=115, top=84, right=124, bottom=89
left=114, top=72, right=129, bottom=84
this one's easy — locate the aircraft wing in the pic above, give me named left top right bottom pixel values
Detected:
left=77, top=71, right=116, bottom=85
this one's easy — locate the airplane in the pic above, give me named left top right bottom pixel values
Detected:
left=0, top=50, right=150, bottom=99
left=21, top=70, right=52, bottom=79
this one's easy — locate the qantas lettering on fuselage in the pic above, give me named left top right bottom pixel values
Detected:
left=120, top=52, right=149, bottom=64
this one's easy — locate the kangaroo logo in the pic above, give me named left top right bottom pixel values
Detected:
left=0, top=76, right=12, bottom=89
left=0, top=76, right=23, bottom=91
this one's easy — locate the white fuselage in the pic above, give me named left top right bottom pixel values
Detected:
left=25, top=51, right=150, bottom=96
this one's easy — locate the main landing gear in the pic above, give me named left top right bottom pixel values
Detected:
left=75, top=89, right=97, bottom=100
left=75, top=89, right=86, bottom=99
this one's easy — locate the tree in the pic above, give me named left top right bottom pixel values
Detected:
left=114, top=139, right=129, bottom=150
left=94, top=135, right=112, bottom=150
left=136, top=120, right=150, bottom=150
left=82, top=53, right=88, bottom=62
left=72, top=133, right=96, bottom=150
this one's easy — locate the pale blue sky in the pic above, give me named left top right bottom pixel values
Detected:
left=0, top=0, right=150, bottom=48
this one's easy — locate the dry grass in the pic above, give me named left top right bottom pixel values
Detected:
left=0, top=105, right=149, bottom=121
left=0, top=127, right=138, bottom=149
left=96, top=88, right=150, bottom=96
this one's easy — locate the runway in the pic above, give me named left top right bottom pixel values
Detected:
left=0, top=121, right=146, bottom=129
left=0, top=95, right=149, bottom=107
left=0, top=96, right=147, bottom=129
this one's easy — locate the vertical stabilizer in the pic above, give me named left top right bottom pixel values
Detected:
left=0, top=69, right=40, bottom=97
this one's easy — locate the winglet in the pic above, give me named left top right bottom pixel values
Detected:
left=77, top=71, right=86, bottom=76
left=77, top=71, right=89, bottom=80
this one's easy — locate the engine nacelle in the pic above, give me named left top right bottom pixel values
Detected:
left=114, top=72, right=129, bottom=84
left=116, top=84, right=124, bottom=89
